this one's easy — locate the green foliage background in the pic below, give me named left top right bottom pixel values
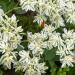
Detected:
left=0, top=0, right=75, bottom=75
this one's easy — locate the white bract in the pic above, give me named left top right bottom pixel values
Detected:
left=0, top=9, right=23, bottom=69
left=0, top=52, right=17, bottom=69
left=19, top=0, right=75, bottom=28
left=19, top=0, right=37, bottom=11
left=27, top=24, right=75, bottom=68
left=0, top=0, right=75, bottom=74
left=15, top=50, right=48, bottom=75
left=60, top=55, right=75, bottom=68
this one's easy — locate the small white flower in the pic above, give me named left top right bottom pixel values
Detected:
left=41, top=25, right=55, bottom=35
left=28, top=41, right=44, bottom=56
left=18, top=55, right=47, bottom=75
left=11, top=14, right=16, bottom=21
left=19, top=50, right=30, bottom=64
left=48, top=32, right=63, bottom=47
left=19, top=0, right=75, bottom=27
left=66, top=13, right=75, bottom=24
left=65, top=39, right=74, bottom=51
left=28, top=42, right=36, bottom=50
left=0, top=8, right=4, bottom=16
left=63, top=28, right=74, bottom=39
left=19, top=0, right=37, bottom=11
left=0, top=52, right=17, bottom=69
left=0, top=9, right=23, bottom=69
left=61, top=55, right=74, bottom=68
left=34, top=15, right=47, bottom=25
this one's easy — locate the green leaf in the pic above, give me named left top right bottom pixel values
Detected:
left=66, top=65, right=75, bottom=75
left=50, top=62, right=56, bottom=75
left=0, top=70, right=3, bottom=75
left=0, top=0, right=16, bottom=12
left=44, top=48, right=59, bottom=62
left=17, top=70, right=23, bottom=75
left=57, top=67, right=69, bottom=75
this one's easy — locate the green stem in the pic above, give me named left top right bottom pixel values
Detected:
left=21, top=40, right=29, bottom=43
left=5, top=7, right=21, bottom=14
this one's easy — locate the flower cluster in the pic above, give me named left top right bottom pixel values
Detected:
left=16, top=50, right=48, bottom=75
left=0, top=0, right=75, bottom=74
left=18, top=0, right=75, bottom=68
left=0, top=9, right=23, bottom=69
left=0, top=8, right=48, bottom=75
left=19, top=0, right=75, bottom=28
left=14, top=27, right=49, bottom=75
left=26, top=24, right=75, bottom=68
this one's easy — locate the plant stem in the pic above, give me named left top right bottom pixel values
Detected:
left=5, top=7, right=21, bottom=14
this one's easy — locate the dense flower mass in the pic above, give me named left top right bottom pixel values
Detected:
left=0, top=0, right=75, bottom=75
left=18, top=0, right=75, bottom=69
left=0, top=8, right=48, bottom=75
left=19, top=0, right=75, bottom=28
left=27, top=24, right=75, bottom=68
left=17, top=50, right=48, bottom=75
left=0, top=9, right=23, bottom=69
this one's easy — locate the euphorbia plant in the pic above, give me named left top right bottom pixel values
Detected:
left=0, top=0, right=75, bottom=75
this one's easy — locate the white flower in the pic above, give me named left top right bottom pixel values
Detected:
left=28, top=41, right=36, bottom=50
left=64, top=39, right=74, bottom=51
left=0, top=9, right=23, bottom=69
left=66, top=13, right=75, bottom=24
left=0, top=41, right=11, bottom=53
left=0, top=8, right=4, bottom=21
left=56, top=46, right=66, bottom=58
left=27, top=23, right=75, bottom=68
left=28, top=41, right=44, bottom=56
left=19, top=0, right=37, bottom=11
left=19, top=50, right=30, bottom=64
left=19, top=0, right=65, bottom=28
left=63, top=28, right=74, bottom=39
left=49, top=13, right=65, bottom=28
left=14, top=26, right=23, bottom=33
left=37, top=63, right=48, bottom=75
left=17, top=50, right=48, bottom=75
left=0, top=8, right=4, bottom=16
left=33, top=15, right=47, bottom=25
left=0, top=52, right=17, bottom=69
left=57, top=0, right=66, bottom=10
left=41, top=25, right=55, bottom=35
left=56, top=44, right=74, bottom=58
left=19, top=0, right=75, bottom=27
left=60, top=55, right=74, bottom=68
left=19, top=54, right=47, bottom=75
left=48, top=32, right=63, bottom=47
left=14, top=62, right=23, bottom=72
left=11, top=14, right=17, bottom=22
